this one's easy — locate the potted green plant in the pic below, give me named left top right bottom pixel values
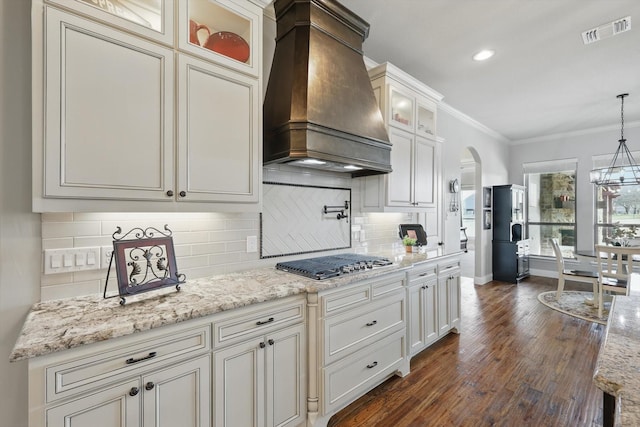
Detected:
left=402, top=235, right=417, bottom=253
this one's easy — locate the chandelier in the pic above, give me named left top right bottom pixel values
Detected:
left=590, top=93, right=640, bottom=186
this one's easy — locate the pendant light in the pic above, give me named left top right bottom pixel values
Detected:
left=590, top=93, right=640, bottom=186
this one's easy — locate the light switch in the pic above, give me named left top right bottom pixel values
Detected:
left=75, top=253, right=86, bottom=266
left=63, top=254, right=73, bottom=267
left=44, top=247, right=101, bottom=274
left=51, top=254, right=62, bottom=269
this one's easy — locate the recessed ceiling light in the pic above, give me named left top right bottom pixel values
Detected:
left=473, top=49, right=495, bottom=61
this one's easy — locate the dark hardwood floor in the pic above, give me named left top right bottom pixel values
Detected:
left=327, top=276, right=605, bottom=427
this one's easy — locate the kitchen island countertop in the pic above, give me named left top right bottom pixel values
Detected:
left=593, top=294, right=640, bottom=427
left=10, top=246, right=452, bottom=362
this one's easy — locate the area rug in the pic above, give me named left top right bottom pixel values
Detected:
left=537, top=291, right=608, bottom=325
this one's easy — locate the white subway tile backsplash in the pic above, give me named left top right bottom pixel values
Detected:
left=42, top=221, right=101, bottom=239
left=39, top=193, right=416, bottom=301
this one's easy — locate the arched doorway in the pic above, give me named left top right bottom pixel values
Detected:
left=460, top=147, right=482, bottom=280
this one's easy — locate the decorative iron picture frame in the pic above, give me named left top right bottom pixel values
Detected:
left=104, top=225, right=185, bottom=305
left=483, top=209, right=492, bottom=230
left=483, top=187, right=492, bottom=208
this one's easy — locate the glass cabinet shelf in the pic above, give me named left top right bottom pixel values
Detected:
left=75, top=0, right=163, bottom=31
left=180, top=0, right=258, bottom=74
left=417, top=103, right=435, bottom=137
left=50, top=0, right=174, bottom=44
left=390, top=89, right=413, bottom=129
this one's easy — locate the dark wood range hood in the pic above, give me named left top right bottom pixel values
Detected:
left=263, top=0, right=392, bottom=177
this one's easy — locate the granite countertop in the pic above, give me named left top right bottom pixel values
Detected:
left=10, top=247, right=450, bottom=362
left=593, top=294, right=640, bottom=426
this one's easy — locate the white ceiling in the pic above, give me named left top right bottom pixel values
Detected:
left=340, top=0, right=640, bottom=142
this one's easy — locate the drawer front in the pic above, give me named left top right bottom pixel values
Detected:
left=46, top=324, right=210, bottom=402
left=324, top=293, right=405, bottom=364
left=321, top=272, right=405, bottom=316
left=323, top=329, right=406, bottom=414
left=213, top=297, right=305, bottom=348
left=322, top=286, right=370, bottom=316
left=438, top=260, right=461, bottom=277
left=408, top=264, right=437, bottom=285
left=371, top=273, right=405, bottom=299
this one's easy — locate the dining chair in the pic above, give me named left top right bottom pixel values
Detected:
left=594, top=244, right=640, bottom=318
left=550, top=238, right=599, bottom=302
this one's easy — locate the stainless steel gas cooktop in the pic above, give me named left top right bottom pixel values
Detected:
left=275, top=253, right=393, bottom=280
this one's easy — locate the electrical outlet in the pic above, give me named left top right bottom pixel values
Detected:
left=101, top=246, right=114, bottom=270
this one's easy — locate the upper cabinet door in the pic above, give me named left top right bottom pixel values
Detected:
left=388, top=85, right=414, bottom=132
left=43, top=8, right=175, bottom=201
left=46, top=0, right=175, bottom=45
left=178, top=0, right=262, bottom=77
left=176, top=54, right=260, bottom=204
left=413, top=136, right=438, bottom=207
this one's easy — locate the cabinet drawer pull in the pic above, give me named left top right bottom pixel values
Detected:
left=256, top=317, right=274, bottom=326
left=125, top=351, right=157, bottom=365
left=365, top=320, right=377, bottom=326
left=268, top=339, right=275, bottom=346
left=129, top=387, right=139, bottom=397
left=419, top=272, right=429, bottom=277
left=179, top=191, right=186, bottom=197
left=145, top=382, right=155, bottom=391
left=166, top=190, right=174, bottom=197
left=366, top=361, right=378, bottom=369
left=259, top=342, right=266, bottom=349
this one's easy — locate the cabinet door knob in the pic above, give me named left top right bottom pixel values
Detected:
left=129, top=387, right=139, bottom=397
left=166, top=190, right=174, bottom=197
left=268, top=339, right=275, bottom=346
left=366, top=361, right=378, bottom=369
left=365, top=320, right=377, bottom=326
left=145, top=382, right=155, bottom=391
left=179, top=191, right=186, bottom=197
left=259, top=342, right=266, bottom=348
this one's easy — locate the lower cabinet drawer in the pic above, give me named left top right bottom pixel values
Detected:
left=213, top=297, right=305, bottom=348
left=322, top=329, right=406, bottom=414
left=324, top=292, right=405, bottom=365
left=46, top=324, right=210, bottom=403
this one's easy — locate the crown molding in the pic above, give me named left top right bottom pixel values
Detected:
left=512, top=120, right=640, bottom=145
left=437, top=102, right=510, bottom=144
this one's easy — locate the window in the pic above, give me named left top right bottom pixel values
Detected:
left=524, top=159, right=577, bottom=257
left=594, top=152, right=640, bottom=246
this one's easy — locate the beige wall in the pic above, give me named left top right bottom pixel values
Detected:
left=1, top=1, right=41, bottom=426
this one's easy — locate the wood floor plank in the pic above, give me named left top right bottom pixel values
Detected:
left=327, top=276, right=605, bottom=427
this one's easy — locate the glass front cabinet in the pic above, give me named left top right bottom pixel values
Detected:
left=32, top=0, right=267, bottom=212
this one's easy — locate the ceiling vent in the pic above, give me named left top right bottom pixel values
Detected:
left=582, top=16, right=631, bottom=44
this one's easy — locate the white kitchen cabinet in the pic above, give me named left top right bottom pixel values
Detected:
left=407, top=262, right=438, bottom=356
left=361, top=61, right=443, bottom=214
left=306, top=271, right=409, bottom=427
left=38, top=7, right=175, bottom=204
left=381, top=127, right=439, bottom=208
left=407, top=256, right=461, bottom=359
left=437, top=259, right=462, bottom=337
left=177, top=54, right=260, bottom=204
left=212, top=296, right=306, bottom=427
left=46, top=379, right=142, bottom=427
left=213, top=323, right=305, bottom=427
left=142, top=355, right=211, bottom=427
left=46, top=355, right=210, bottom=427
left=32, top=0, right=266, bottom=212
left=29, top=322, right=212, bottom=427
left=45, top=0, right=175, bottom=45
